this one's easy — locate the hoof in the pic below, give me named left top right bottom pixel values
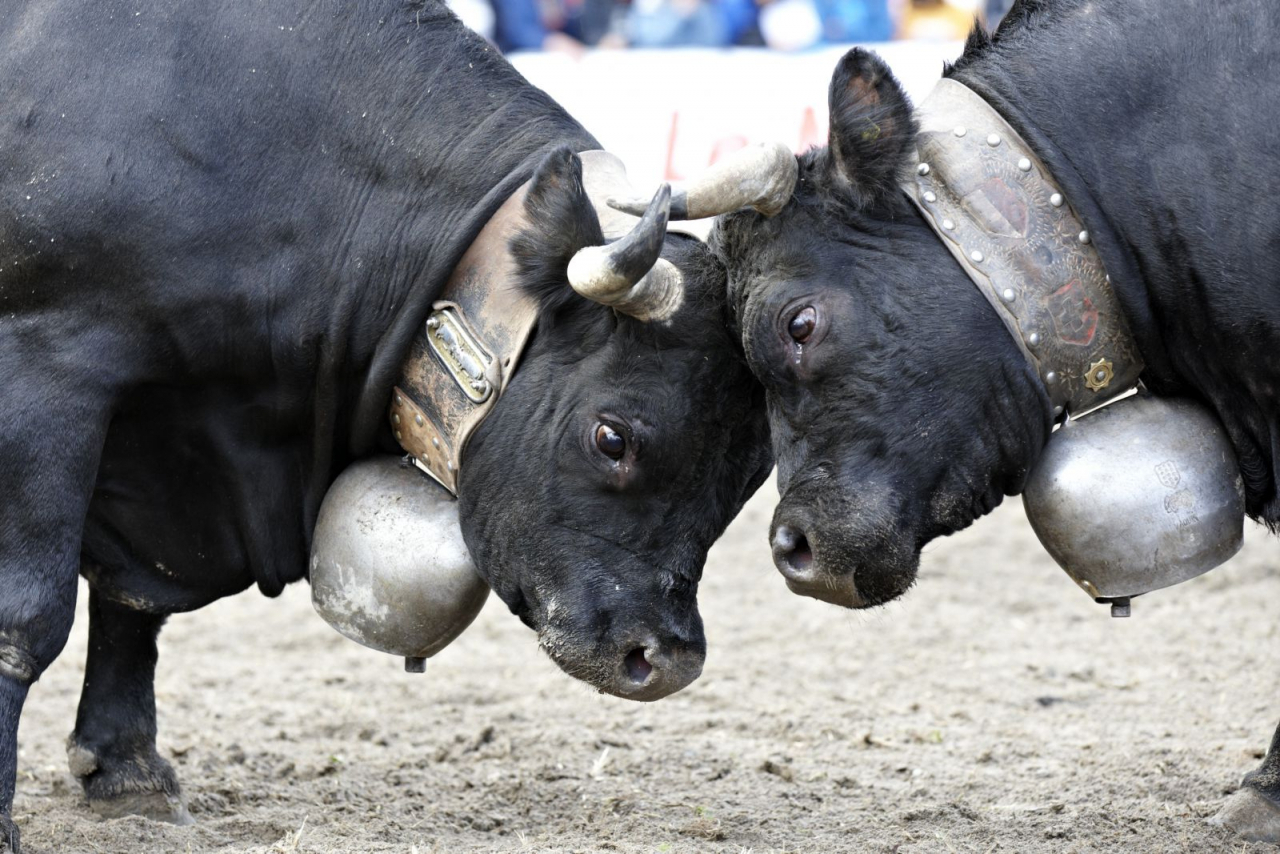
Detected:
left=88, top=789, right=194, bottom=825
left=67, top=736, right=192, bottom=825
left=1, top=813, right=19, bottom=854
left=1210, top=787, right=1280, bottom=843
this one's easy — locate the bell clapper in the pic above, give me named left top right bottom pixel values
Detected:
left=405, top=656, right=427, bottom=673
left=1107, top=597, right=1132, bottom=619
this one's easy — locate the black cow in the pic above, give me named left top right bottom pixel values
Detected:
left=0, top=1, right=771, bottom=848
left=641, top=0, right=1280, bottom=841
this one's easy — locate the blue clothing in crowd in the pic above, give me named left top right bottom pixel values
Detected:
left=815, top=0, right=894, bottom=43
left=492, top=0, right=548, bottom=51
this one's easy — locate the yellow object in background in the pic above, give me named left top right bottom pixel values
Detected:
left=897, top=0, right=980, bottom=41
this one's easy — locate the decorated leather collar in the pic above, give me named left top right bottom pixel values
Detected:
left=388, top=150, right=647, bottom=494
left=902, top=78, right=1144, bottom=419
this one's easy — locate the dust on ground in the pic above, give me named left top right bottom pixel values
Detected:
left=13, top=481, right=1280, bottom=853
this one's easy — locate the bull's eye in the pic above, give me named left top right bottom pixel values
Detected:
left=594, top=423, right=626, bottom=460
left=788, top=306, right=817, bottom=343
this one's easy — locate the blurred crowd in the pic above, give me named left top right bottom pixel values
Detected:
left=448, top=0, right=1015, bottom=53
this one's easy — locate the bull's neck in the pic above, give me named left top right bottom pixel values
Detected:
left=947, top=12, right=1172, bottom=391
left=947, top=0, right=1280, bottom=518
left=318, top=4, right=598, bottom=458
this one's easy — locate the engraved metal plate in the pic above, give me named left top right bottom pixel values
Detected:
left=425, top=307, right=495, bottom=404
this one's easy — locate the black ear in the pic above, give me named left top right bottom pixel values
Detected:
left=825, top=48, right=917, bottom=204
left=510, top=146, right=606, bottom=314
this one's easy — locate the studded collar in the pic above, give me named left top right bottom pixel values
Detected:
left=902, top=78, right=1144, bottom=419
left=388, top=151, right=652, bottom=495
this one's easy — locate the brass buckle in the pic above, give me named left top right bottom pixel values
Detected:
left=425, top=305, right=495, bottom=404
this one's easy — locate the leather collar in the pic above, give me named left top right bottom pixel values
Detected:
left=388, top=150, right=646, bottom=494
left=902, top=78, right=1144, bottom=419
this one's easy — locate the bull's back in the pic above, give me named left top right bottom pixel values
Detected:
left=0, top=1, right=512, bottom=599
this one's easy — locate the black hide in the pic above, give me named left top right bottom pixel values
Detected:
left=715, top=0, right=1279, bottom=608
left=711, top=0, right=1280, bottom=834
left=0, top=2, right=770, bottom=845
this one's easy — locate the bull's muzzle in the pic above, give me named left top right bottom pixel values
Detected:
left=771, top=523, right=866, bottom=609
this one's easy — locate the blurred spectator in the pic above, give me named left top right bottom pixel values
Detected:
left=626, top=0, right=757, bottom=47
left=896, top=0, right=977, bottom=41
left=815, top=0, right=894, bottom=42
left=482, top=0, right=991, bottom=52
left=759, top=0, right=892, bottom=50
left=550, top=0, right=631, bottom=47
left=491, top=0, right=623, bottom=53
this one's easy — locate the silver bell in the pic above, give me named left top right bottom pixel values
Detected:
left=310, top=457, right=489, bottom=669
left=1023, top=393, right=1245, bottom=608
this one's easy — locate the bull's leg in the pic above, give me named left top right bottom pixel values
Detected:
left=0, top=359, right=115, bottom=853
left=66, top=589, right=190, bottom=824
left=0, top=470, right=97, bottom=848
left=1211, top=720, right=1280, bottom=842
left=0, top=679, right=31, bottom=854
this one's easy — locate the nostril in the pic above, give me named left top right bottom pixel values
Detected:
left=773, top=525, right=814, bottom=572
left=624, top=647, right=653, bottom=684
left=788, top=533, right=814, bottom=570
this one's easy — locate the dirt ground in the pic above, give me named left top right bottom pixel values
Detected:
left=12, top=479, right=1280, bottom=853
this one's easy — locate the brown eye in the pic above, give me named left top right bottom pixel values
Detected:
left=788, top=306, right=817, bottom=343
left=595, top=423, right=626, bottom=460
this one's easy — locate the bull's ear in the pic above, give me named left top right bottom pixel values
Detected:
left=510, top=146, right=606, bottom=314
left=824, top=48, right=917, bottom=204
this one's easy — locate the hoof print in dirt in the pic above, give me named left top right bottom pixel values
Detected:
left=1210, top=788, right=1280, bottom=843
left=67, top=739, right=193, bottom=825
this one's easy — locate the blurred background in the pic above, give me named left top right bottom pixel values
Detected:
left=453, top=0, right=1011, bottom=56
left=447, top=0, right=1012, bottom=196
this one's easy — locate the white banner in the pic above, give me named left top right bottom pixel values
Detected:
left=511, top=42, right=963, bottom=190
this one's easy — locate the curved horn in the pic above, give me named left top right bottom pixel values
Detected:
left=609, top=141, right=798, bottom=221
left=567, top=183, right=685, bottom=323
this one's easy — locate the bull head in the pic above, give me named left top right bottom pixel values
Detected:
left=459, top=146, right=774, bottom=702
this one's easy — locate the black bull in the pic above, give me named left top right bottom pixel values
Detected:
left=669, top=0, right=1280, bottom=841
left=0, top=1, right=772, bottom=848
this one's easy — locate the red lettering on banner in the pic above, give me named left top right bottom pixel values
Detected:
left=797, top=106, right=822, bottom=153
left=709, top=135, right=748, bottom=165
left=664, top=111, right=684, bottom=182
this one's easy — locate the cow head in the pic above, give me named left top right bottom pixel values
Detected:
left=458, top=147, right=772, bottom=700
left=642, top=50, right=1052, bottom=609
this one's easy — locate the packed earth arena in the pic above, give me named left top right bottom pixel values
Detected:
left=2, top=1, right=1279, bottom=853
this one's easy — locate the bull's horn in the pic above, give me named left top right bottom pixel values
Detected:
left=567, top=183, right=685, bottom=323
left=608, top=142, right=798, bottom=221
